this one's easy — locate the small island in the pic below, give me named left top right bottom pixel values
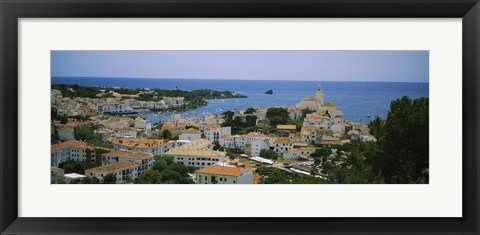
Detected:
left=264, top=89, right=273, bottom=94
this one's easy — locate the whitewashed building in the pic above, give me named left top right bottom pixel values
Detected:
left=220, top=135, right=246, bottom=150
left=204, top=125, right=231, bottom=143
left=134, top=119, right=152, bottom=134
left=163, top=139, right=226, bottom=169
left=195, top=165, right=253, bottom=184
left=107, top=137, right=176, bottom=156
left=102, top=150, right=154, bottom=171
left=179, top=128, right=202, bottom=141
left=85, top=161, right=140, bottom=183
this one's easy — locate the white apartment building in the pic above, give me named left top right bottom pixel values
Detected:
left=98, top=103, right=134, bottom=113
left=284, top=146, right=315, bottom=160
left=51, top=141, right=97, bottom=167
left=204, top=125, right=231, bottom=143
left=51, top=142, right=73, bottom=167
left=163, top=139, right=226, bottom=169
left=85, top=161, right=140, bottom=183
left=139, top=101, right=167, bottom=110
left=163, top=97, right=185, bottom=107
left=303, top=113, right=336, bottom=128
left=107, top=137, right=176, bottom=156
left=179, top=128, right=202, bottom=141
left=134, top=119, right=152, bottom=134
left=102, top=150, right=154, bottom=171
left=274, top=138, right=295, bottom=158
left=195, top=165, right=254, bottom=184
left=220, top=135, right=246, bottom=150
left=300, top=127, right=328, bottom=145
left=114, top=127, right=139, bottom=138
left=274, top=138, right=312, bottom=159
left=249, top=138, right=270, bottom=157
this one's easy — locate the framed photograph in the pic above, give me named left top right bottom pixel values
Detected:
left=1, top=0, right=479, bottom=234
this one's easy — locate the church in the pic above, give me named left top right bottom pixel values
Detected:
left=296, top=84, right=343, bottom=122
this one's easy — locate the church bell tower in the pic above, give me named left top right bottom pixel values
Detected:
left=315, top=84, right=324, bottom=105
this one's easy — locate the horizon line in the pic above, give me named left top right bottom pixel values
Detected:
left=51, top=76, right=429, bottom=83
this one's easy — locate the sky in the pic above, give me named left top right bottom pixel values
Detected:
left=51, top=51, right=429, bottom=82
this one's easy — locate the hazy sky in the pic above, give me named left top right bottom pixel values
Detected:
left=51, top=51, right=429, bottom=82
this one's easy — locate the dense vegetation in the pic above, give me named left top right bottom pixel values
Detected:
left=51, top=125, right=60, bottom=144
left=59, top=160, right=85, bottom=174
left=266, top=107, right=289, bottom=127
left=256, top=167, right=325, bottom=184
left=318, top=96, right=429, bottom=184
left=221, top=111, right=256, bottom=135
left=74, top=125, right=111, bottom=148
left=260, top=149, right=278, bottom=160
left=134, top=156, right=194, bottom=184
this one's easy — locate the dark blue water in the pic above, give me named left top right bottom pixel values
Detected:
left=52, top=77, right=429, bottom=124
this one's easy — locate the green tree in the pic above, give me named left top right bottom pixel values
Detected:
left=266, top=107, right=289, bottom=127
left=222, top=111, right=235, bottom=120
left=80, top=177, right=100, bottom=184
left=310, top=147, right=332, bottom=166
left=287, top=119, right=303, bottom=131
left=51, top=125, right=60, bottom=144
left=103, top=173, right=116, bottom=184
left=135, top=170, right=163, bottom=184
left=373, top=96, right=429, bottom=183
left=319, top=96, right=428, bottom=184
left=161, top=129, right=172, bottom=139
left=58, top=160, right=85, bottom=174
left=59, top=115, right=68, bottom=124
left=153, top=158, right=168, bottom=171
left=74, top=125, right=110, bottom=148
left=135, top=156, right=194, bottom=184
left=213, top=141, right=223, bottom=151
left=368, top=116, right=385, bottom=138
left=259, top=149, right=278, bottom=160
left=244, top=107, right=256, bottom=114
left=301, top=108, right=315, bottom=118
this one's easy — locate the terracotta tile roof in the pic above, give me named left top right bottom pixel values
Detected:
left=253, top=174, right=263, bottom=183
left=195, top=165, right=251, bottom=177
left=301, top=96, right=318, bottom=101
left=163, top=139, right=225, bottom=157
left=107, top=137, right=174, bottom=149
left=51, top=140, right=93, bottom=153
left=275, top=137, right=294, bottom=144
left=321, top=140, right=344, bottom=145
left=277, top=125, right=296, bottom=130
left=114, top=127, right=140, bottom=132
left=103, top=150, right=153, bottom=160
left=85, top=161, right=140, bottom=174
left=164, top=150, right=226, bottom=157
left=323, top=101, right=336, bottom=107
left=162, top=124, right=186, bottom=129
left=184, top=128, right=201, bottom=134
left=289, top=147, right=314, bottom=152
left=246, top=132, right=266, bottom=137
left=305, top=113, right=330, bottom=120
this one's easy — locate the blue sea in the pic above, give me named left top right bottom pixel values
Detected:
left=52, top=77, right=429, bottom=124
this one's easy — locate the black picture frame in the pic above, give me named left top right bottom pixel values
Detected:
left=1, top=0, right=479, bottom=234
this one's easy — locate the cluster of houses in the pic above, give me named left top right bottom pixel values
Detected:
left=51, top=84, right=376, bottom=184
left=51, top=88, right=185, bottom=117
